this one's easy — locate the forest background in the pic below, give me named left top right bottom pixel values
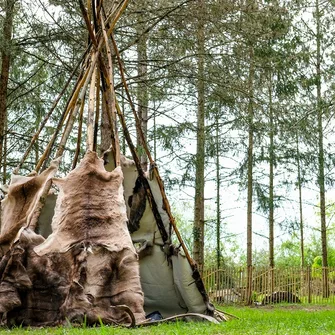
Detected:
left=1, top=0, right=335, bottom=276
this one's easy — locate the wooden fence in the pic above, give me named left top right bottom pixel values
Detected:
left=202, top=266, right=335, bottom=304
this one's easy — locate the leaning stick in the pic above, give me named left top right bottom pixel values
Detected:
left=104, top=0, right=122, bottom=25
left=35, top=61, right=91, bottom=172
left=100, top=62, right=118, bottom=166
left=56, top=50, right=99, bottom=158
left=106, top=0, right=129, bottom=36
left=79, top=0, right=98, bottom=48
left=98, top=52, right=170, bottom=243
left=98, top=36, right=167, bottom=240
left=113, top=100, right=169, bottom=243
left=111, top=35, right=195, bottom=267
left=72, top=93, right=85, bottom=169
left=14, top=52, right=83, bottom=174
left=101, top=14, right=120, bottom=166
left=36, top=50, right=93, bottom=172
left=97, top=0, right=104, bottom=18
left=87, top=61, right=97, bottom=151
left=93, top=65, right=100, bottom=152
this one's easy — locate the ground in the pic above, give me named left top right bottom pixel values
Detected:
left=0, top=305, right=334, bottom=334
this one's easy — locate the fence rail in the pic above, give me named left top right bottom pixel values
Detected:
left=203, top=266, right=335, bottom=304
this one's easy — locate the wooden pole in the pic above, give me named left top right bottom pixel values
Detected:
left=93, top=66, right=100, bottom=152
left=35, top=60, right=91, bottom=172
left=14, top=52, right=86, bottom=174
left=101, top=14, right=120, bottom=166
left=114, top=99, right=169, bottom=243
left=56, top=51, right=99, bottom=158
left=307, top=266, right=311, bottom=303
left=106, top=0, right=129, bottom=36
left=87, top=62, right=97, bottom=151
left=79, top=0, right=98, bottom=48
left=100, top=74, right=117, bottom=162
left=72, top=94, right=85, bottom=169
left=111, top=35, right=195, bottom=267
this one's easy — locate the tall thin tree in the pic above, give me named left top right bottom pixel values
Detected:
left=0, top=0, right=16, bottom=177
left=193, top=0, right=206, bottom=271
left=315, top=0, right=328, bottom=297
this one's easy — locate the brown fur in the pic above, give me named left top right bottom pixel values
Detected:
left=0, top=228, right=70, bottom=326
left=0, top=159, right=59, bottom=254
left=34, top=151, right=145, bottom=325
left=35, top=152, right=135, bottom=255
left=0, top=152, right=145, bottom=326
left=127, top=177, right=146, bottom=233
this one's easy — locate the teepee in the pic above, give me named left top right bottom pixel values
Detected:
left=0, top=0, right=228, bottom=327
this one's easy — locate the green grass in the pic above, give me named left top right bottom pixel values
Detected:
left=1, top=305, right=334, bottom=335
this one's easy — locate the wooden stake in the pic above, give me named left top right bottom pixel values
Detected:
left=106, top=0, right=129, bottom=36
left=114, top=99, right=168, bottom=243
left=72, top=93, right=85, bottom=169
left=101, top=14, right=120, bottom=166
left=93, top=65, right=100, bottom=152
left=101, top=74, right=116, bottom=161
left=111, top=35, right=194, bottom=266
left=79, top=0, right=98, bottom=48
left=56, top=50, right=99, bottom=158
left=87, top=62, right=97, bottom=151
left=35, top=60, right=91, bottom=172
left=100, top=63, right=121, bottom=168
left=14, top=52, right=84, bottom=174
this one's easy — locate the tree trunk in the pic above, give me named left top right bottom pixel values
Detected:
left=296, top=133, right=305, bottom=267
left=315, top=0, right=328, bottom=298
left=0, top=0, right=16, bottom=174
left=193, top=0, right=206, bottom=271
left=268, top=71, right=275, bottom=296
left=246, top=44, right=255, bottom=306
left=136, top=5, right=149, bottom=171
left=216, top=112, right=221, bottom=269
left=2, top=115, right=7, bottom=184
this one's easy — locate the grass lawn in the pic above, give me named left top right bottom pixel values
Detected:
left=1, top=305, right=334, bottom=335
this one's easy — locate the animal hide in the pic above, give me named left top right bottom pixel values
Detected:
left=34, top=151, right=134, bottom=255
left=34, top=151, right=145, bottom=325
left=0, top=159, right=59, bottom=255
left=127, top=176, right=146, bottom=233
left=0, top=228, right=70, bottom=327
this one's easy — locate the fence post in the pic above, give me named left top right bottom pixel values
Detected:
left=270, top=266, right=274, bottom=296
left=246, top=265, right=253, bottom=305
left=323, top=266, right=330, bottom=299
left=307, top=266, right=311, bottom=303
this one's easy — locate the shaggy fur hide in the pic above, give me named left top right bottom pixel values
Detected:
left=34, top=151, right=145, bottom=325
left=127, top=177, right=146, bottom=233
left=0, top=151, right=145, bottom=327
left=0, top=228, right=70, bottom=326
left=0, top=159, right=59, bottom=255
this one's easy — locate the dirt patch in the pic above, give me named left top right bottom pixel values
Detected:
left=250, top=304, right=334, bottom=312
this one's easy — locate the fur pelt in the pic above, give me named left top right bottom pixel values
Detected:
left=34, top=152, right=135, bottom=255
left=127, top=177, right=146, bottom=233
left=34, top=151, right=145, bottom=325
left=0, top=159, right=59, bottom=254
left=0, top=228, right=70, bottom=327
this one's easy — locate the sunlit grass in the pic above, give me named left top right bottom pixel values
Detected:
left=1, top=305, right=334, bottom=335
